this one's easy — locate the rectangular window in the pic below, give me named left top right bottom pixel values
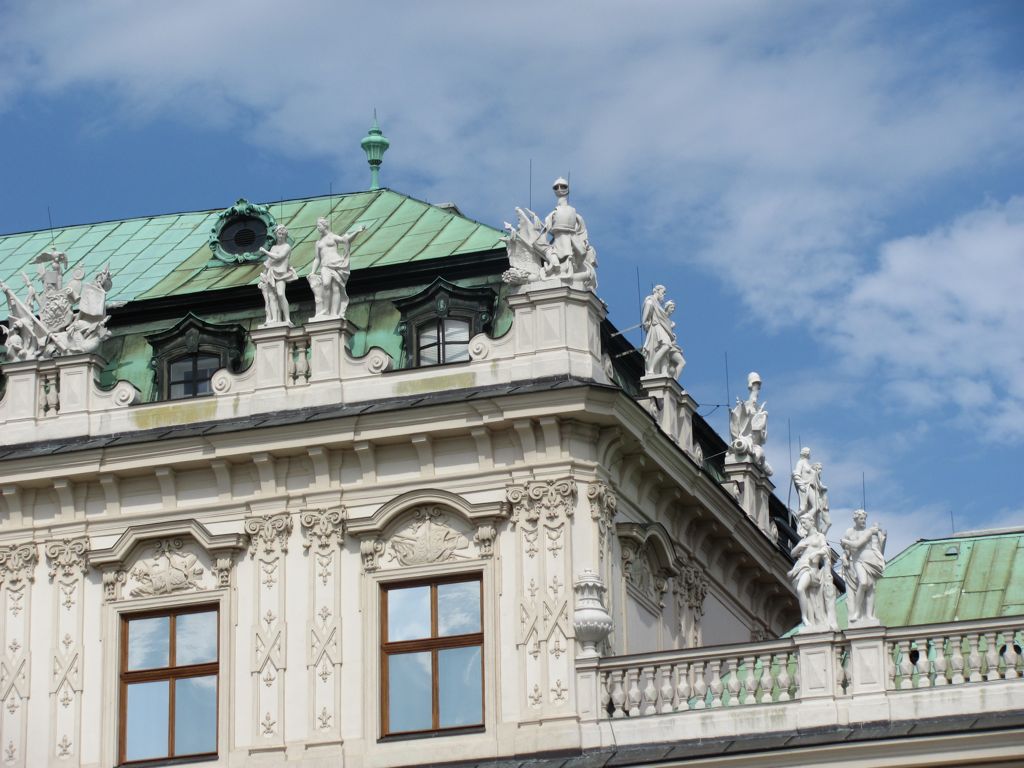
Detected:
left=416, top=318, right=471, bottom=367
left=119, top=605, right=219, bottom=764
left=381, top=575, right=483, bottom=737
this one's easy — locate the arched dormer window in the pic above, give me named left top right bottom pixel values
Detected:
left=393, top=278, right=495, bottom=368
left=145, top=314, right=246, bottom=401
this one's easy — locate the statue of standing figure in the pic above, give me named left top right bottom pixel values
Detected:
left=727, top=372, right=772, bottom=474
left=788, top=516, right=838, bottom=633
left=501, top=178, right=597, bottom=291
left=309, top=218, right=366, bottom=320
left=841, top=509, right=887, bottom=626
left=792, top=448, right=830, bottom=534
left=641, top=285, right=686, bottom=379
left=258, top=225, right=298, bottom=327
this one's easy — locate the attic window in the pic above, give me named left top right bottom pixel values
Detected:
left=146, top=314, right=247, bottom=401
left=393, top=278, right=495, bottom=369
left=208, top=198, right=277, bottom=264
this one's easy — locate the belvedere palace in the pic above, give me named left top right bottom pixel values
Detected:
left=0, top=123, right=1020, bottom=767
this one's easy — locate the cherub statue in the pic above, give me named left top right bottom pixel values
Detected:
left=258, top=225, right=298, bottom=326
left=309, top=218, right=365, bottom=320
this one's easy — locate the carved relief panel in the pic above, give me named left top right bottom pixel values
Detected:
left=505, top=478, right=576, bottom=718
left=0, top=543, right=37, bottom=768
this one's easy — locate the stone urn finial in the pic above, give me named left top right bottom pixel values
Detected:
left=573, top=569, right=613, bottom=658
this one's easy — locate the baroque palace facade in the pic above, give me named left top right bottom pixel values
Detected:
left=0, top=138, right=1021, bottom=767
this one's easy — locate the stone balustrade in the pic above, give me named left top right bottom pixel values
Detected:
left=576, top=616, right=1023, bottom=752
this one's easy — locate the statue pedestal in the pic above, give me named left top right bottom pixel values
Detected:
left=249, top=325, right=293, bottom=390
left=723, top=458, right=774, bottom=533
left=639, top=374, right=698, bottom=457
left=305, top=317, right=348, bottom=382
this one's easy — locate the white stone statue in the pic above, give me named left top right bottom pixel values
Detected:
left=841, top=509, right=887, bottom=626
left=501, top=178, right=597, bottom=291
left=258, top=225, right=298, bottom=327
left=788, top=516, right=838, bottom=633
left=1, top=251, right=113, bottom=362
left=727, top=371, right=772, bottom=474
left=792, top=448, right=830, bottom=534
left=309, top=218, right=365, bottom=320
left=641, top=285, right=685, bottom=379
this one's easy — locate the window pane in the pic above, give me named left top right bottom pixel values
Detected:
left=437, top=581, right=480, bottom=636
left=444, top=319, right=470, bottom=343
left=418, top=325, right=438, bottom=346
left=419, top=344, right=439, bottom=366
left=388, top=651, right=433, bottom=733
left=438, top=646, right=482, bottom=728
left=387, top=586, right=431, bottom=641
left=169, top=381, right=188, bottom=399
left=445, top=343, right=470, bottom=363
left=125, top=680, right=169, bottom=761
left=176, top=611, right=217, bottom=665
left=196, top=355, right=220, bottom=378
left=174, top=675, right=217, bottom=755
left=127, top=616, right=170, bottom=670
left=169, top=358, right=192, bottom=382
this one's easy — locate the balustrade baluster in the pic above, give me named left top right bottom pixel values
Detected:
left=709, top=659, right=724, bottom=708
left=948, top=635, right=964, bottom=685
left=692, top=662, right=707, bottom=710
left=913, top=638, right=931, bottom=688
left=758, top=653, right=773, bottom=703
left=287, top=342, right=297, bottom=382
left=641, top=666, right=657, bottom=716
left=742, top=655, right=757, bottom=705
left=674, top=662, right=692, bottom=711
left=897, top=639, right=914, bottom=689
left=775, top=653, right=791, bottom=702
left=967, top=634, right=983, bottom=682
left=626, top=668, right=641, bottom=717
left=1002, top=631, right=1020, bottom=679
left=984, top=632, right=1000, bottom=681
left=610, top=670, right=626, bottom=719
left=932, top=636, right=948, bottom=686
left=726, top=658, right=740, bottom=706
left=885, top=642, right=897, bottom=689
left=659, top=664, right=675, bottom=713
left=600, top=671, right=612, bottom=717
left=295, top=341, right=310, bottom=381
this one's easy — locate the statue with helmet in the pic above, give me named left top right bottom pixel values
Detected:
left=502, top=178, right=597, bottom=291
left=727, top=371, right=772, bottom=474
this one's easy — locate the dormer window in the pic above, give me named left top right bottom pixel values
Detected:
left=394, top=278, right=495, bottom=368
left=146, top=314, right=246, bottom=401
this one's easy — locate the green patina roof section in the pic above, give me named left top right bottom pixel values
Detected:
left=787, top=528, right=1024, bottom=634
left=0, top=190, right=505, bottom=303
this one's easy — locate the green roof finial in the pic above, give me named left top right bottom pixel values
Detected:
left=360, top=110, right=390, bottom=190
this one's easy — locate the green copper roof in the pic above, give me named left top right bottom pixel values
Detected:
left=0, top=190, right=505, bottom=304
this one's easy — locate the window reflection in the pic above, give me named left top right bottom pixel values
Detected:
left=176, top=611, right=217, bottom=665
left=437, top=581, right=480, bottom=636
left=439, top=646, right=482, bottom=727
left=174, top=675, right=218, bottom=755
left=127, top=616, right=170, bottom=670
left=388, top=652, right=433, bottom=733
left=387, top=585, right=431, bottom=641
left=125, top=681, right=169, bottom=761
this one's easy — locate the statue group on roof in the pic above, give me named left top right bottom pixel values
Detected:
left=502, top=178, right=597, bottom=291
left=1, top=249, right=113, bottom=362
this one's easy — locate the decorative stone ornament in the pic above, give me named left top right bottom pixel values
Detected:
left=727, top=371, right=772, bottom=474
left=573, top=570, right=613, bottom=658
left=309, top=218, right=365, bottom=320
left=208, top=198, right=278, bottom=264
left=841, top=509, right=887, bottom=627
left=258, top=224, right=299, bottom=327
left=1, top=252, right=113, bottom=362
left=641, top=285, right=685, bottom=379
left=788, top=516, right=838, bottom=633
left=792, top=447, right=830, bottom=534
left=502, top=178, right=597, bottom=291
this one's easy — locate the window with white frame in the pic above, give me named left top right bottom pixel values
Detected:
left=380, top=574, right=483, bottom=737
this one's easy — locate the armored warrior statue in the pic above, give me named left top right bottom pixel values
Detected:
left=258, top=225, right=298, bottom=327
left=309, top=218, right=365, bottom=320
left=641, top=284, right=685, bottom=378
left=1, top=250, right=113, bottom=362
left=841, top=509, right=887, bottom=626
left=502, top=178, right=597, bottom=291
left=727, top=372, right=772, bottom=474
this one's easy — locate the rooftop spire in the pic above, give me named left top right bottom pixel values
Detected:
left=360, top=110, right=390, bottom=190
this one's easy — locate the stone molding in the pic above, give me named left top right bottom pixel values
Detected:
left=616, top=522, right=679, bottom=613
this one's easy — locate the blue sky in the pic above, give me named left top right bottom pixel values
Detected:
left=1, top=1, right=1022, bottom=554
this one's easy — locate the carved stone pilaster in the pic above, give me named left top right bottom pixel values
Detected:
left=300, top=507, right=345, bottom=742
left=506, top=478, right=576, bottom=718
left=45, top=537, right=88, bottom=767
left=587, top=482, right=617, bottom=570
left=674, top=564, right=709, bottom=648
left=246, top=512, right=292, bottom=750
left=0, top=543, right=37, bottom=768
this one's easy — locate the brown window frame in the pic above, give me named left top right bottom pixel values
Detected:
left=380, top=573, right=484, bottom=738
left=118, top=603, right=220, bottom=766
